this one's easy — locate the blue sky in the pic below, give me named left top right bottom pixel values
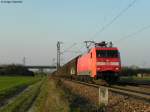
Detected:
left=0, top=0, right=150, bottom=67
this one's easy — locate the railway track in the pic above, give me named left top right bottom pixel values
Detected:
left=109, top=85, right=150, bottom=96
left=70, top=80, right=150, bottom=102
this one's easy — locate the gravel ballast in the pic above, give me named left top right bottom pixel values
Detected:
left=61, top=79, right=150, bottom=112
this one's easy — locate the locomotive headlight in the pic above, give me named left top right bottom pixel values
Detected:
left=115, top=67, right=119, bottom=70
left=97, top=67, right=101, bottom=70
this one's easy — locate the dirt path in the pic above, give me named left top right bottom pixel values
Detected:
left=28, top=78, right=70, bottom=112
left=43, top=80, right=70, bottom=112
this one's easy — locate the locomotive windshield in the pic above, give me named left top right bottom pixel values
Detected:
left=96, top=50, right=119, bottom=58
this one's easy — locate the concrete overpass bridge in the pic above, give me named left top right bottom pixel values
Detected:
left=25, top=65, right=56, bottom=69
left=25, top=65, right=56, bottom=73
left=0, top=65, right=56, bottom=73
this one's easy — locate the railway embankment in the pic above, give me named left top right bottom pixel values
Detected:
left=59, top=79, right=150, bottom=112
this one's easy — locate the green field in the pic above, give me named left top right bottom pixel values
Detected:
left=0, top=76, right=41, bottom=105
left=0, top=80, right=43, bottom=112
left=0, top=76, right=39, bottom=90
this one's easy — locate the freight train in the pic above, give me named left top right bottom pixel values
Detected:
left=54, top=41, right=121, bottom=81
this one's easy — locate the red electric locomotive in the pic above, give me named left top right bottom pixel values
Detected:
left=77, top=41, right=121, bottom=81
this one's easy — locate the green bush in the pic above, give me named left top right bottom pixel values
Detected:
left=0, top=64, right=34, bottom=76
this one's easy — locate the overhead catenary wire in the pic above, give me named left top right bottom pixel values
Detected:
left=61, top=43, right=77, bottom=54
left=60, top=0, right=139, bottom=61
left=75, top=0, right=138, bottom=53
left=115, top=24, right=150, bottom=43
left=90, top=0, right=138, bottom=40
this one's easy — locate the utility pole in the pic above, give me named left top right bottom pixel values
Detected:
left=23, top=57, right=26, bottom=66
left=57, top=41, right=63, bottom=69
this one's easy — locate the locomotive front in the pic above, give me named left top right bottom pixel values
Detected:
left=96, top=47, right=121, bottom=80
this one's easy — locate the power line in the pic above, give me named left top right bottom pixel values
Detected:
left=115, top=25, right=150, bottom=43
left=58, top=43, right=80, bottom=65
left=75, top=0, right=138, bottom=55
left=61, top=43, right=77, bottom=54
left=62, top=50, right=81, bottom=54
left=61, top=0, right=138, bottom=60
left=91, top=0, right=138, bottom=40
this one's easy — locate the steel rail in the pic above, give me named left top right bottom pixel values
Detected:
left=109, top=85, right=150, bottom=96
left=68, top=80, right=150, bottom=102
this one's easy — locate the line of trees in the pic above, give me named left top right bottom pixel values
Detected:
left=121, top=67, right=150, bottom=76
left=0, top=64, right=34, bottom=76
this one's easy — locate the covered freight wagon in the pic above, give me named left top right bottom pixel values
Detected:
left=54, top=56, right=79, bottom=78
